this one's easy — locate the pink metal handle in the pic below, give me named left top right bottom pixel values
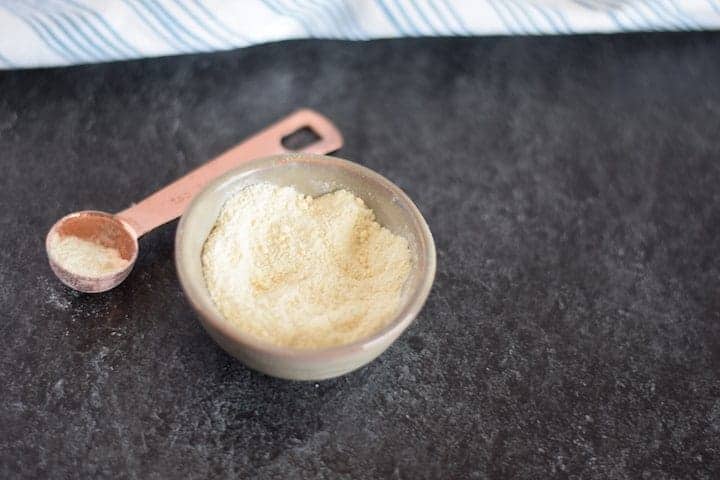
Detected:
left=116, top=109, right=343, bottom=237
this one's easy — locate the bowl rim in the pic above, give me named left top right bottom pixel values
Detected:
left=175, top=153, right=436, bottom=361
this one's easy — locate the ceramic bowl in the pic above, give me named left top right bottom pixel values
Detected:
left=175, top=153, right=436, bottom=380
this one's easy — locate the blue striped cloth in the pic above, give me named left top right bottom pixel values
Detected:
left=0, top=1, right=719, bottom=69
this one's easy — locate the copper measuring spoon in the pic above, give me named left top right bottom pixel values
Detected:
left=46, top=109, right=343, bottom=293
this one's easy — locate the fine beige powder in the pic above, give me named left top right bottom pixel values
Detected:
left=201, top=183, right=412, bottom=349
left=48, top=234, right=128, bottom=277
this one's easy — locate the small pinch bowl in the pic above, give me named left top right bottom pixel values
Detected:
left=175, top=153, right=436, bottom=381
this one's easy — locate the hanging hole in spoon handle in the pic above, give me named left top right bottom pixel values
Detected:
left=275, top=108, right=344, bottom=154
left=115, top=109, right=343, bottom=238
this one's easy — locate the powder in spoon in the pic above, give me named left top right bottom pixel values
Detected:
left=48, top=233, right=129, bottom=277
left=201, top=183, right=413, bottom=349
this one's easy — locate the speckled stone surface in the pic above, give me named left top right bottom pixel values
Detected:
left=1, top=33, right=720, bottom=479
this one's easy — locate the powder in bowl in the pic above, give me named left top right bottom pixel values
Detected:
left=201, top=183, right=413, bottom=349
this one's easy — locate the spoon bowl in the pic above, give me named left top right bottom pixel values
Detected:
left=46, top=210, right=138, bottom=293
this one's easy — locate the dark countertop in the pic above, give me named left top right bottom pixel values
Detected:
left=1, top=33, right=719, bottom=479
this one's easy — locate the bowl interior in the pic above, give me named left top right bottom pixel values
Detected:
left=175, top=153, right=435, bottom=355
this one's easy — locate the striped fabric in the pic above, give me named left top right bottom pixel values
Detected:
left=0, top=0, right=718, bottom=69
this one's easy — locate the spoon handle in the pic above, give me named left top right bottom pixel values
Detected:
left=116, top=109, right=343, bottom=237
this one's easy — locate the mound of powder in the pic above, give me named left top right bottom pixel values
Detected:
left=201, top=183, right=412, bottom=349
left=48, top=234, right=129, bottom=277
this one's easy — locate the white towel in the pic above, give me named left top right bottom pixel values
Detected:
left=0, top=0, right=718, bottom=69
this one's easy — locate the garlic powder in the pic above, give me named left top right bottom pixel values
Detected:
left=201, top=183, right=412, bottom=349
left=48, top=233, right=129, bottom=277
